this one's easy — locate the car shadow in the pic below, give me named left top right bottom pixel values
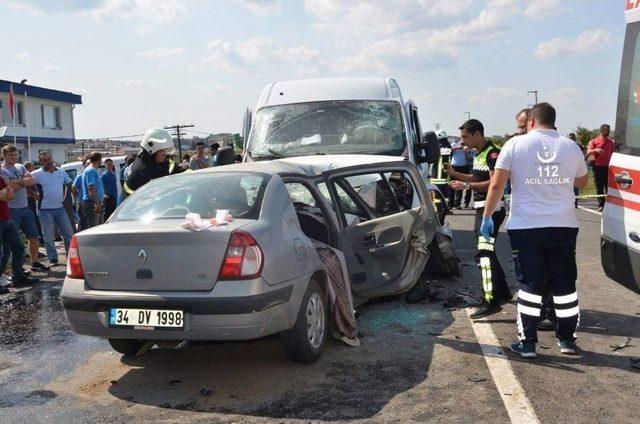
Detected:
left=105, top=296, right=455, bottom=420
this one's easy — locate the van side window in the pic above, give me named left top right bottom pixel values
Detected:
left=384, top=172, right=420, bottom=211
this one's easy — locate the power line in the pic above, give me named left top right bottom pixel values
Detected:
left=76, top=133, right=145, bottom=141
left=164, top=124, right=194, bottom=159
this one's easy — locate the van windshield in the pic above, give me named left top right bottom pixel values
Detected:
left=248, top=100, right=406, bottom=159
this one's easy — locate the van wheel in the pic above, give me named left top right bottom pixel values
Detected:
left=108, top=338, right=145, bottom=356
left=281, top=279, right=327, bottom=363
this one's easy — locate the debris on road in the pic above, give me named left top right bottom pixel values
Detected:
left=405, top=286, right=439, bottom=304
left=168, top=380, right=182, bottom=386
left=609, top=337, right=632, bottom=351
left=200, top=388, right=212, bottom=397
left=630, top=358, right=640, bottom=369
left=467, top=374, right=487, bottom=383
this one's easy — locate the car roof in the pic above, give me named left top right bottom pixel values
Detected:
left=61, top=155, right=127, bottom=169
left=257, top=77, right=403, bottom=108
left=203, top=154, right=406, bottom=178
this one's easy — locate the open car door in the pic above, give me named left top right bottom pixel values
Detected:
left=322, top=161, right=437, bottom=301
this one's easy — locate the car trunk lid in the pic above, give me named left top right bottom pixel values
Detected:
left=77, top=219, right=252, bottom=291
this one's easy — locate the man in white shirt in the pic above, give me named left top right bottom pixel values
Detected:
left=481, top=103, right=588, bottom=358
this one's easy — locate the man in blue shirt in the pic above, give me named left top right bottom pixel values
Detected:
left=449, top=137, right=473, bottom=209
left=101, top=158, right=118, bottom=220
left=32, top=151, right=74, bottom=266
left=81, top=152, right=104, bottom=228
left=72, top=159, right=88, bottom=231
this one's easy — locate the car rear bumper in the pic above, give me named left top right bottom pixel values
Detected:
left=60, top=276, right=308, bottom=341
left=601, top=236, right=640, bottom=294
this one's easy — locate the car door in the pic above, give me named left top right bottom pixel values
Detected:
left=322, top=161, right=436, bottom=299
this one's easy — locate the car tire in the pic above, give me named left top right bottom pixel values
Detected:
left=108, top=338, right=145, bottom=356
left=280, top=279, right=327, bottom=364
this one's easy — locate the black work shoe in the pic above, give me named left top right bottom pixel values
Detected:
left=537, top=319, right=556, bottom=331
left=469, top=301, right=502, bottom=320
left=11, top=275, right=39, bottom=287
left=31, top=261, right=50, bottom=272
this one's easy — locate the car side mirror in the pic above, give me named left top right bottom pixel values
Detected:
left=415, top=131, right=440, bottom=165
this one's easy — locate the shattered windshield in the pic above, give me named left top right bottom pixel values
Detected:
left=248, top=100, right=406, bottom=159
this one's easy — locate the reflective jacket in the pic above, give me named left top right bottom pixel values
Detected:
left=123, top=157, right=178, bottom=197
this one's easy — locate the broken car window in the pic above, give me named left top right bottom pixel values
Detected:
left=248, top=100, right=405, bottom=159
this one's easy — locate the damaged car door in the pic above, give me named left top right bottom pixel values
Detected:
left=323, top=162, right=436, bottom=301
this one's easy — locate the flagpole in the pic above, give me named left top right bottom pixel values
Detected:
left=25, top=90, right=31, bottom=161
left=12, top=101, right=16, bottom=147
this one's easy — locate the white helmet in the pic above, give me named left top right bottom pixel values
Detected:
left=140, top=128, right=175, bottom=155
left=436, top=130, right=448, bottom=139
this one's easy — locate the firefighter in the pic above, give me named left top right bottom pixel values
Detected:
left=443, top=119, right=512, bottom=319
left=123, top=128, right=181, bottom=200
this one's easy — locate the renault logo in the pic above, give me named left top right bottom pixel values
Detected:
left=138, top=249, right=148, bottom=263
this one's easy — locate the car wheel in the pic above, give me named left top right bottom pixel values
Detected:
left=108, top=338, right=145, bottom=356
left=281, top=279, right=327, bottom=364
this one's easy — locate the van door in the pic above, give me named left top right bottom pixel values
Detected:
left=602, top=153, right=640, bottom=293
left=323, top=162, right=435, bottom=299
left=602, top=17, right=640, bottom=293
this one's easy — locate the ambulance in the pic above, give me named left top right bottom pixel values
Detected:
left=601, top=1, right=640, bottom=293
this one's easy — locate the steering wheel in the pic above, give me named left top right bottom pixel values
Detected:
left=161, top=206, right=189, bottom=217
left=342, top=124, right=385, bottom=144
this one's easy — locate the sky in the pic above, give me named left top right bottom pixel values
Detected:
left=0, top=0, right=628, bottom=139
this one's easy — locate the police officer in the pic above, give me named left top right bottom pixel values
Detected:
left=123, top=128, right=181, bottom=199
left=481, top=103, right=588, bottom=358
left=444, top=119, right=511, bottom=319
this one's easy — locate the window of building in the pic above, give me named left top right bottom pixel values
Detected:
left=41, top=105, right=61, bottom=129
left=0, top=99, right=3, bottom=124
left=16, top=101, right=24, bottom=125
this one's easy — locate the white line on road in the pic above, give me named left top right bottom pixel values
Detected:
left=467, top=310, right=541, bottom=424
left=577, top=205, right=602, bottom=216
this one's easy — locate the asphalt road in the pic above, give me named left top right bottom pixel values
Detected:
left=0, top=205, right=638, bottom=423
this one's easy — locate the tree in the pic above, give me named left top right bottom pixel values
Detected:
left=575, top=126, right=599, bottom=148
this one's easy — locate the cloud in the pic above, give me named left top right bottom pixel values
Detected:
left=15, top=52, right=31, bottom=61
left=92, top=0, right=190, bottom=34
left=535, top=29, right=612, bottom=59
left=524, top=0, right=561, bottom=19
left=192, top=84, right=232, bottom=95
left=331, top=0, right=520, bottom=72
left=239, top=0, right=282, bottom=16
left=115, top=79, right=157, bottom=89
left=546, top=87, right=583, bottom=107
left=1, top=0, right=190, bottom=34
left=139, top=47, right=186, bottom=58
left=304, top=0, right=474, bottom=43
left=470, top=87, right=526, bottom=104
left=202, top=37, right=321, bottom=75
left=43, top=62, right=65, bottom=74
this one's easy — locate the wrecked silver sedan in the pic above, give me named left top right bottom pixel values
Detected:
left=61, top=155, right=458, bottom=363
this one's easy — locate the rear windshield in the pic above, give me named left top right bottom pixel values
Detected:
left=113, top=172, right=269, bottom=221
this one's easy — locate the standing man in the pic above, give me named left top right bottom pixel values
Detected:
left=0, top=146, right=48, bottom=272
left=448, top=137, right=472, bottom=209
left=101, top=158, right=118, bottom=220
left=31, top=152, right=74, bottom=267
left=81, top=152, right=104, bottom=228
left=72, top=158, right=89, bottom=232
left=189, top=142, right=209, bottom=170
left=481, top=103, right=588, bottom=358
left=515, top=108, right=530, bottom=137
left=23, top=161, right=43, bottom=242
left=0, top=179, right=37, bottom=291
left=444, top=119, right=511, bottom=318
left=587, top=124, right=615, bottom=212
left=209, top=143, right=220, bottom=167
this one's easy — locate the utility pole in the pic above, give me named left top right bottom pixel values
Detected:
left=464, top=112, right=471, bottom=121
left=164, top=124, right=194, bottom=159
left=527, top=90, right=538, bottom=105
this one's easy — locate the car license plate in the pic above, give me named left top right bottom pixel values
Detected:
left=109, top=308, right=184, bottom=328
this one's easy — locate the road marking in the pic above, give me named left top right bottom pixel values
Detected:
left=577, top=205, right=602, bottom=216
left=467, top=310, right=541, bottom=424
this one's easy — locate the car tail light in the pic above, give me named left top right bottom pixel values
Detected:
left=67, top=235, right=84, bottom=278
left=219, top=231, right=264, bottom=280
